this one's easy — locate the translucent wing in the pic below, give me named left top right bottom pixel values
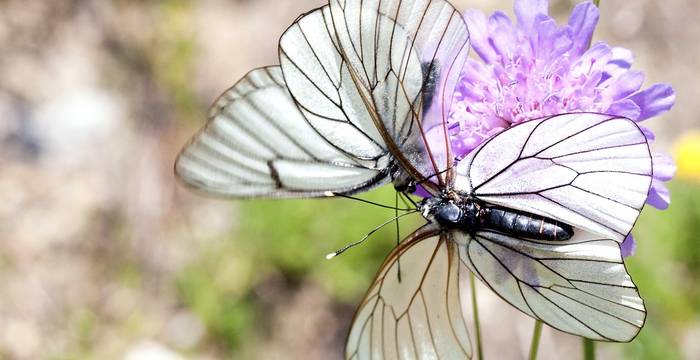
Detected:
left=454, top=113, right=653, bottom=242
left=279, top=1, right=470, bottom=193
left=346, top=226, right=472, bottom=359
left=328, top=0, right=471, bottom=187
left=175, top=67, right=390, bottom=198
left=454, top=229, right=646, bottom=342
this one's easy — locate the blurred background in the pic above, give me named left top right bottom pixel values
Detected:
left=1, top=0, right=698, bottom=359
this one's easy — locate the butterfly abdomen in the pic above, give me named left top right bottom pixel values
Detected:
left=482, top=207, right=573, bottom=241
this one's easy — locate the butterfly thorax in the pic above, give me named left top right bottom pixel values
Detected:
left=419, top=196, right=574, bottom=241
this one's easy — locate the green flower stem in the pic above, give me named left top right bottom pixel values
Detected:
left=593, top=0, right=601, bottom=6
left=470, top=273, right=484, bottom=360
left=528, top=320, right=544, bottom=360
left=583, top=338, right=596, bottom=360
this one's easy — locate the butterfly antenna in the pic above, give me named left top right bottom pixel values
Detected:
left=399, top=191, right=418, bottom=208
left=325, top=210, right=417, bottom=260
left=326, top=192, right=413, bottom=211
left=395, top=191, right=402, bottom=283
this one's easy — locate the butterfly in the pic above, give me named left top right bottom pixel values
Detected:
left=175, top=0, right=652, bottom=358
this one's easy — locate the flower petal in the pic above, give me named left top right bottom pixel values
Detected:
left=639, top=125, right=656, bottom=141
left=514, top=0, right=549, bottom=33
left=604, top=47, right=635, bottom=80
left=609, top=47, right=635, bottom=68
left=652, top=152, right=677, bottom=181
left=647, top=179, right=671, bottom=209
left=628, top=84, right=676, bottom=122
left=606, top=99, right=641, bottom=120
left=533, top=16, right=572, bottom=60
left=571, top=42, right=611, bottom=77
left=464, top=10, right=499, bottom=63
left=621, top=234, right=636, bottom=258
left=488, top=11, right=517, bottom=61
left=568, top=1, right=600, bottom=56
left=602, top=70, right=645, bottom=101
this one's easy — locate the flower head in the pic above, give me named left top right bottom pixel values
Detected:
left=448, top=0, right=676, bottom=216
left=442, top=0, right=678, bottom=257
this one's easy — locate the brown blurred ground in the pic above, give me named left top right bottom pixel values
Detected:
left=0, top=1, right=697, bottom=359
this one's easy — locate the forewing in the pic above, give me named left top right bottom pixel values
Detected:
left=279, top=6, right=398, bottom=162
left=455, top=113, right=653, bottom=242
left=328, top=0, right=471, bottom=186
left=346, top=226, right=472, bottom=359
left=454, top=230, right=646, bottom=342
left=279, top=1, right=470, bottom=193
left=175, top=67, right=389, bottom=198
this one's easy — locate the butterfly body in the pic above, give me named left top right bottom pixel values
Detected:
left=420, top=196, right=574, bottom=241
left=420, top=61, right=440, bottom=113
left=482, top=206, right=574, bottom=241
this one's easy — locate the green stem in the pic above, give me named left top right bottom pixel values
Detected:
left=593, top=0, right=601, bottom=6
left=583, top=338, right=596, bottom=360
left=528, top=320, right=544, bottom=360
left=470, top=273, right=484, bottom=360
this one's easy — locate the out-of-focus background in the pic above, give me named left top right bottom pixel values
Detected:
left=1, top=0, right=698, bottom=359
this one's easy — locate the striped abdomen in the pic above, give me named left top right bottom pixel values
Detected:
left=483, top=207, right=573, bottom=241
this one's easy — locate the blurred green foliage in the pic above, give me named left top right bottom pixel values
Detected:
left=153, top=0, right=198, bottom=121
left=178, top=246, right=259, bottom=351
left=176, top=186, right=422, bottom=352
left=621, top=180, right=700, bottom=360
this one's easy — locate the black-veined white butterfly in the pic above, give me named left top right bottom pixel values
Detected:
left=175, top=0, right=651, bottom=358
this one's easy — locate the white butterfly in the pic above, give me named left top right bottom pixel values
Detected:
left=175, top=0, right=652, bottom=358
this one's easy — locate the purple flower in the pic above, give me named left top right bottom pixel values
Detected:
left=448, top=0, right=676, bottom=216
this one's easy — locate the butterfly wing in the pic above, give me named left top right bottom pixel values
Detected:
left=346, top=226, right=472, bottom=359
left=328, top=0, right=471, bottom=187
left=175, top=66, right=390, bottom=198
left=454, top=113, right=653, bottom=242
left=454, top=229, right=646, bottom=342
left=279, top=1, right=469, bottom=193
